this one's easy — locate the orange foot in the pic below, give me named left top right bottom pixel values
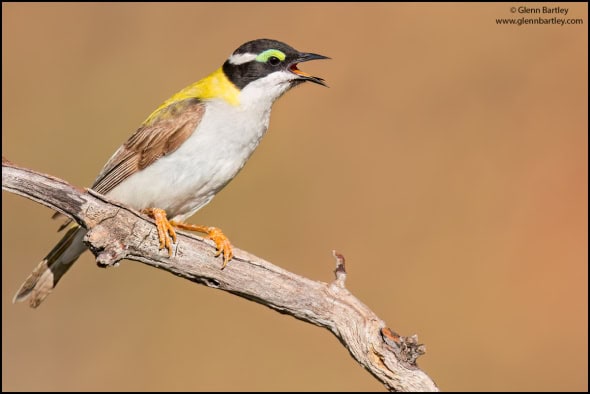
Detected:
left=143, top=208, right=177, bottom=256
left=142, top=208, right=234, bottom=268
left=170, top=221, right=234, bottom=269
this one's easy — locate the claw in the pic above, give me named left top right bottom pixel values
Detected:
left=143, top=208, right=176, bottom=256
left=208, top=227, right=233, bottom=269
left=169, top=221, right=234, bottom=268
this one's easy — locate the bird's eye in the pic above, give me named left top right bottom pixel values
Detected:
left=268, top=56, right=281, bottom=66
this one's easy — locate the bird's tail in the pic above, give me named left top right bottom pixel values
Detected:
left=13, top=225, right=87, bottom=308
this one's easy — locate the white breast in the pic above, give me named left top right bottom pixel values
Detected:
left=107, top=75, right=292, bottom=221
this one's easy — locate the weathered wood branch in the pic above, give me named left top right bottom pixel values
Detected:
left=2, top=157, right=438, bottom=392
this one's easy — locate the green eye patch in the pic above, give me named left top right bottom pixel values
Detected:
left=256, top=49, right=286, bottom=63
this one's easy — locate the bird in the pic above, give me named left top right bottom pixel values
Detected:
left=13, top=38, right=328, bottom=308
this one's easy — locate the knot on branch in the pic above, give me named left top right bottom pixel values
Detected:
left=381, top=327, right=426, bottom=366
left=85, top=225, right=129, bottom=267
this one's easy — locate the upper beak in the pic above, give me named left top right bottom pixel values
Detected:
left=289, top=52, right=330, bottom=86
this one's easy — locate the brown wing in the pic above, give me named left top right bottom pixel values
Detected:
left=53, top=98, right=205, bottom=231
left=91, top=98, right=205, bottom=194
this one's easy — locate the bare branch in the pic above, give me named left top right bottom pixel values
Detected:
left=2, top=157, right=439, bottom=392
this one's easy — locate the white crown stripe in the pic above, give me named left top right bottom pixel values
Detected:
left=228, top=53, right=257, bottom=65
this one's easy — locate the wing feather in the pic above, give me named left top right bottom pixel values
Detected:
left=91, top=98, right=205, bottom=195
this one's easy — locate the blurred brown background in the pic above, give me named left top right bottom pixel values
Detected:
left=2, top=3, right=587, bottom=392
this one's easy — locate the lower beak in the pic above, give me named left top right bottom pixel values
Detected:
left=289, top=52, right=330, bottom=86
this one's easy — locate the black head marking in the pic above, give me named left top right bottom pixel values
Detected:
left=223, top=39, right=302, bottom=89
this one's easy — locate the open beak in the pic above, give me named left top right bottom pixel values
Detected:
left=289, top=52, right=330, bottom=86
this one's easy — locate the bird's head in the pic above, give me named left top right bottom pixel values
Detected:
left=222, top=39, right=329, bottom=100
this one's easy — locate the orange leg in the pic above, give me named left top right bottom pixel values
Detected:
left=143, top=208, right=234, bottom=267
left=143, top=208, right=177, bottom=256
left=169, top=221, right=234, bottom=269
